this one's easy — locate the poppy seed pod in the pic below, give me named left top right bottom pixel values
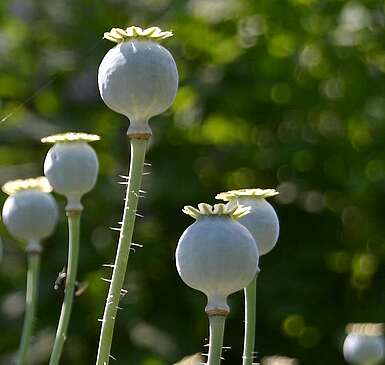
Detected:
left=176, top=203, right=259, bottom=316
left=2, top=177, right=58, bottom=252
left=98, top=26, right=178, bottom=137
left=42, top=132, right=100, bottom=211
left=343, top=323, right=385, bottom=365
left=216, top=188, right=280, bottom=256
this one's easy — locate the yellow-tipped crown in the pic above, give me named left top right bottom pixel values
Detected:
left=2, top=177, right=53, bottom=196
left=173, top=353, right=203, bottom=365
left=41, top=132, right=100, bottom=144
left=182, top=203, right=250, bottom=220
left=262, top=356, right=299, bottom=365
left=346, top=323, right=384, bottom=336
left=216, top=188, right=279, bottom=202
left=104, top=26, right=173, bottom=43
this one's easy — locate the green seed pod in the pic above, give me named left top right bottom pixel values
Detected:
left=344, top=323, right=385, bottom=365
left=2, top=177, right=58, bottom=252
left=98, top=26, right=178, bottom=137
left=176, top=203, right=259, bottom=315
left=42, top=132, right=100, bottom=211
left=216, top=188, right=279, bottom=256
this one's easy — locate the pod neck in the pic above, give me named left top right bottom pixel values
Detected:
left=26, top=239, right=42, bottom=254
left=205, top=294, right=230, bottom=317
left=65, top=194, right=84, bottom=212
left=127, top=118, right=152, bottom=140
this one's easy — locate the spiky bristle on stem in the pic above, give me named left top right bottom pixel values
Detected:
left=96, top=138, right=148, bottom=365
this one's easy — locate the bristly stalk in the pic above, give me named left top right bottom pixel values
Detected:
left=18, top=249, right=41, bottom=365
left=207, top=315, right=226, bottom=365
left=242, top=273, right=258, bottom=365
left=49, top=210, right=81, bottom=365
left=96, top=137, right=148, bottom=365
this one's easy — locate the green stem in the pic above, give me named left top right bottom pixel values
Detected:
left=242, top=273, right=258, bottom=365
left=49, top=211, right=81, bottom=365
left=18, top=252, right=41, bottom=365
left=207, top=315, right=226, bottom=365
left=96, top=138, right=148, bottom=365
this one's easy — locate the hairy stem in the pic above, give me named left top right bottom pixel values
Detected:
left=18, top=252, right=41, bottom=365
left=242, top=273, right=258, bottom=365
left=207, top=315, right=226, bottom=365
left=49, top=211, right=81, bottom=365
left=96, top=138, right=147, bottom=365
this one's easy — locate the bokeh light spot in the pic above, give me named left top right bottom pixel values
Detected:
left=271, top=83, right=292, bottom=104
left=283, top=314, right=305, bottom=338
left=292, top=150, right=314, bottom=172
left=326, top=251, right=350, bottom=273
left=365, top=159, right=385, bottom=182
left=268, top=34, right=296, bottom=58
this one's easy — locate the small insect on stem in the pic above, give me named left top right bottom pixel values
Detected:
left=54, top=267, right=88, bottom=297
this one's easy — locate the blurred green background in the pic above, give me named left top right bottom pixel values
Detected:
left=0, top=0, right=385, bottom=364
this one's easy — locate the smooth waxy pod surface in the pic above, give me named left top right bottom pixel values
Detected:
left=42, top=132, right=100, bottom=211
left=98, top=26, right=178, bottom=136
left=176, top=203, right=259, bottom=315
left=2, top=177, right=58, bottom=251
left=217, top=188, right=279, bottom=256
left=344, top=323, right=385, bottom=365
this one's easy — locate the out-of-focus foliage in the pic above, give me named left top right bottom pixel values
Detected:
left=0, top=0, right=384, bottom=364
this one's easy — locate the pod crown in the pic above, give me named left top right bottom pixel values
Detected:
left=41, top=132, right=100, bottom=144
left=173, top=353, right=203, bottom=365
left=2, top=177, right=52, bottom=196
left=104, top=26, right=173, bottom=44
left=346, top=323, right=384, bottom=336
left=216, top=188, right=279, bottom=202
left=262, top=356, right=299, bottom=365
left=183, top=203, right=250, bottom=220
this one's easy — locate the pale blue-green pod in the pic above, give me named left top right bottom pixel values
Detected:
left=217, top=189, right=279, bottom=256
left=343, top=324, right=385, bottom=365
left=176, top=204, right=259, bottom=315
left=2, top=178, right=58, bottom=252
left=42, top=133, right=100, bottom=211
left=98, top=26, right=178, bottom=137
